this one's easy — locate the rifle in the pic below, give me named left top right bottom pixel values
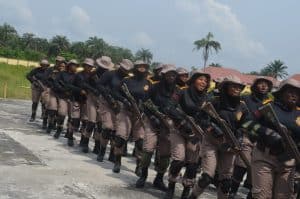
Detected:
left=201, top=102, right=251, bottom=170
left=32, top=76, right=47, bottom=91
left=175, top=106, right=205, bottom=138
left=258, top=103, right=300, bottom=164
left=143, top=99, right=174, bottom=132
left=121, top=83, right=145, bottom=128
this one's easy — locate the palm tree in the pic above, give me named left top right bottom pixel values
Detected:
left=260, top=60, right=288, bottom=79
left=193, top=32, right=221, bottom=69
left=85, top=36, right=109, bottom=58
left=135, top=48, right=153, bottom=64
left=50, top=35, right=70, bottom=52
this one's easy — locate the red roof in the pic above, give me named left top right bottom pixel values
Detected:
left=203, top=66, right=279, bottom=85
left=290, top=74, right=300, bottom=81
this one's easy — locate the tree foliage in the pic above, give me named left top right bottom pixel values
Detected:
left=0, top=23, right=136, bottom=63
left=135, top=48, right=153, bottom=64
left=194, top=32, right=221, bottom=68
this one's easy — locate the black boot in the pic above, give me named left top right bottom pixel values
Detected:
left=79, top=134, right=84, bottom=147
left=112, top=155, right=121, bottom=173
left=181, top=187, right=191, bottom=199
left=108, top=147, right=115, bottom=163
left=42, top=117, right=48, bottom=129
left=164, top=182, right=176, bottom=199
left=97, top=146, right=106, bottom=162
left=81, top=137, right=89, bottom=153
left=30, top=112, right=36, bottom=122
left=123, top=142, right=128, bottom=157
left=30, top=102, right=38, bottom=122
left=136, top=167, right=148, bottom=188
left=64, top=129, right=70, bottom=138
left=135, top=159, right=142, bottom=177
left=53, top=126, right=63, bottom=139
left=153, top=173, right=167, bottom=191
left=93, top=140, right=100, bottom=154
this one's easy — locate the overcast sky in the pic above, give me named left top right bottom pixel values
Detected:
left=0, top=0, right=299, bottom=74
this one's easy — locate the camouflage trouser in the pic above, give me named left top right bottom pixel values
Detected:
left=46, top=89, right=58, bottom=111
left=31, top=85, right=42, bottom=103
left=141, top=116, right=170, bottom=173
left=251, top=146, right=295, bottom=199
left=97, top=96, right=117, bottom=148
left=168, top=124, right=201, bottom=187
left=192, top=135, right=236, bottom=198
left=114, top=105, right=145, bottom=158
left=84, top=93, right=100, bottom=139
left=71, top=101, right=88, bottom=120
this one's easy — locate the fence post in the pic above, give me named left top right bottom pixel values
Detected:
left=3, top=82, right=7, bottom=99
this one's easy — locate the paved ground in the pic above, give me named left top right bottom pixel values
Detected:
left=0, top=99, right=248, bottom=199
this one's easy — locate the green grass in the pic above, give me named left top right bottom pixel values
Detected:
left=0, top=63, right=34, bottom=99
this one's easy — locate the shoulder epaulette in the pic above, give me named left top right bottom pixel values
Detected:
left=147, top=78, right=159, bottom=84
left=179, top=85, right=188, bottom=90
left=263, top=98, right=273, bottom=105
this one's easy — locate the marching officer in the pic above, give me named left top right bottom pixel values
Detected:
left=52, top=59, right=79, bottom=139
left=245, top=78, right=300, bottom=199
left=112, top=60, right=151, bottom=174
left=95, top=59, right=134, bottom=162
left=26, top=59, right=50, bottom=122
left=44, top=56, right=66, bottom=134
left=136, top=64, right=179, bottom=191
left=230, top=77, right=273, bottom=198
left=165, top=69, right=211, bottom=199
left=189, top=76, right=251, bottom=199
left=66, top=58, right=95, bottom=146
left=80, top=56, right=114, bottom=153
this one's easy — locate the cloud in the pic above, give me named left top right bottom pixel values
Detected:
left=0, top=0, right=33, bottom=24
left=49, top=5, right=94, bottom=40
left=132, top=32, right=154, bottom=47
left=176, top=0, right=266, bottom=58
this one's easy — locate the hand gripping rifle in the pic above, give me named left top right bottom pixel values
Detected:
left=258, top=103, right=300, bottom=164
left=32, top=76, right=47, bottom=91
left=143, top=99, right=174, bottom=133
left=175, top=107, right=205, bottom=138
left=121, top=83, right=145, bottom=128
left=201, top=102, right=251, bottom=170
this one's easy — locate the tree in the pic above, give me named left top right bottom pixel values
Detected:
left=193, top=32, right=221, bottom=69
left=85, top=36, right=109, bottom=58
left=50, top=35, right=70, bottom=52
left=135, top=48, right=153, bottom=64
left=261, top=60, right=288, bottom=79
left=210, top=62, right=222, bottom=67
left=0, top=23, right=18, bottom=46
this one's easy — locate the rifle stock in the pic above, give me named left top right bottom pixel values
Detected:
left=258, top=103, right=300, bottom=164
left=121, top=83, right=145, bottom=128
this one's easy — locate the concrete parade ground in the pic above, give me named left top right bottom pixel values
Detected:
left=0, top=99, right=249, bottom=199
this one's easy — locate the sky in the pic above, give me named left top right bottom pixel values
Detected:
left=0, top=0, right=299, bottom=75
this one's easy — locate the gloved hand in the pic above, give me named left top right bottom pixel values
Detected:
left=179, top=120, right=195, bottom=138
left=122, top=99, right=131, bottom=109
left=149, top=115, right=160, bottom=129
left=92, top=89, right=100, bottom=96
left=111, top=101, right=121, bottom=114
left=210, top=123, right=224, bottom=138
left=260, top=128, right=282, bottom=149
